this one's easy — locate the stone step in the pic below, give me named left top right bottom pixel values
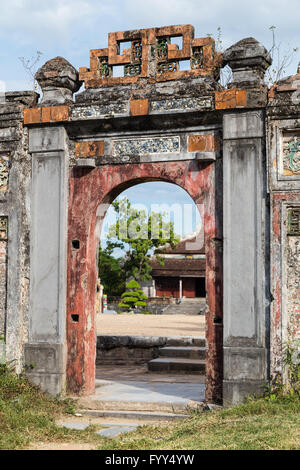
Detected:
left=163, top=303, right=206, bottom=316
left=165, top=336, right=206, bottom=347
left=81, top=409, right=190, bottom=421
left=148, top=357, right=206, bottom=374
left=97, top=334, right=206, bottom=349
left=78, top=397, right=199, bottom=413
left=158, top=346, right=206, bottom=360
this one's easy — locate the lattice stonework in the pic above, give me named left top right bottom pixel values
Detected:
left=0, top=155, right=9, bottom=191
left=79, top=25, right=222, bottom=87
left=282, top=134, right=300, bottom=175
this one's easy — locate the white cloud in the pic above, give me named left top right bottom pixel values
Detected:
left=0, top=0, right=117, bottom=44
left=1, top=0, right=300, bottom=48
left=1, top=0, right=300, bottom=83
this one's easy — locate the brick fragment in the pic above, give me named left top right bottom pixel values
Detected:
left=75, top=141, right=105, bottom=158
left=188, top=134, right=219, bottom=152
left=23, top=107, right=41, bottom=124
left=24, top=105, right=69, bottom=124
left=51, top=105, right=69, bottom=122
left=130, top=99, right=149, bottom=116
left=215, top=89, right=247, bottom=110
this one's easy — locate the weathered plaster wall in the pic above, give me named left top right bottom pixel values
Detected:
left=267, top=77, right=300, bottom=381
left=0, top=216, right=8, bottom=338
left=287, top=235, right=300, bottom=339
left=0, top=92, right=38, bottom=370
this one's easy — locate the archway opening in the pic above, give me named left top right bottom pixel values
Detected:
left=67, top=159, right=222, bottom=404
left=95, top=180, right=207, bottom=407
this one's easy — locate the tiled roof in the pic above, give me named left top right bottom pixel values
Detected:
left=151, top=257, right=205, bottom=277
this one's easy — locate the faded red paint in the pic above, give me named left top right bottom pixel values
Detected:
left=66, top=160, right=223, bottom=402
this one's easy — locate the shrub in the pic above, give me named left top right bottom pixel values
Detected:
left=118, top=280, right=148, bottom=311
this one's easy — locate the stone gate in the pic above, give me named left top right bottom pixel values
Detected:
left=0, top=25, right=299, bottom=405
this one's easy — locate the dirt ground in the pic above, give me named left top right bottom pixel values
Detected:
left=96, top=313, right=205, bottom=337
left=28, top=442, right=98, bottom=451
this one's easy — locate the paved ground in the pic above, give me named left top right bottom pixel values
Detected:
left=96, top=313, right=206, bottom=337
left=96, top=364, right=206, bottom=384
left=79, top=365, right=205, bottom=414
left=91, top=378, right=205, bottom=405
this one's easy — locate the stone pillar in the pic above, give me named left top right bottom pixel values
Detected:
left=23, top=57, right=81, bottom=395
left=223, top=111, right=268, bottom=404
left=222, top=38, right=270, bottom=404
left=25, top=126, right=68, bottom=394
left=24, top=126, right=69, bottom=395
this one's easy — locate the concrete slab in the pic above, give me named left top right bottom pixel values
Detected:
left=94, top=379, right=205, bottom=402
left=82, top=410, right=189, bottom=421
left=78, top=378, right=205, bottom=412
left=57, top=421, right=90, bottom=430
left=97, top=426, right=138, bottom=438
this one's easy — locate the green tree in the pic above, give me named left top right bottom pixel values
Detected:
left=106, top=197, right=179, bottom=283
left=118, top=280, right=148, bottom=311
left=98, top=240, right=126, bottom=297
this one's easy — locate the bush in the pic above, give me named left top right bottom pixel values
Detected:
left=118, top=280, right=148, bottom=311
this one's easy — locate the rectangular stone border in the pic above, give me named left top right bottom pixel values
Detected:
left=276, top=123, right=300, bottom=182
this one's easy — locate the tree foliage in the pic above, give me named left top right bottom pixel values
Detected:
left=98, top=240, right=126, bottom=297
left=104, top=197, right=179, bottom=283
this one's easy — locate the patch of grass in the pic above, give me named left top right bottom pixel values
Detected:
left=99, top=398, right=300, bottom=450
left=0, top=363, right=105, bottom=450
left=2, top=362, right=300, bottom=450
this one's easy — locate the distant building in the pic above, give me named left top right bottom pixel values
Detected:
left=150, top=233, right=206, bottom=299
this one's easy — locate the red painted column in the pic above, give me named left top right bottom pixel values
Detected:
left=66, top=161, right=223, bottom=402
left=66, top=168, right=98, bottom=395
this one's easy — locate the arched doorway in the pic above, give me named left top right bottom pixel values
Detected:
left=66, top=159, right=223, bottom=402
left=99, top=181, right=203, bottom=302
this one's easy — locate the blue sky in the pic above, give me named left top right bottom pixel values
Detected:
left=1, top=0, right=299, bottom=243
left=101, top=182, right=201, bottom=243
left=1, top=0, right=300, bottom=91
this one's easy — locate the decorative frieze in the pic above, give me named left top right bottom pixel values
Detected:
left=151, top=96, right=212, bottom=112
left=191, top=46, right=204, bottom=69
left=157, top=61, right=178, bottom=74
left=283, top=135, right=300, bottom=174
left=124, top=63, right=141, bottom=77
left=156, top=37, right=170, bottom=61
left=98, top=57, right=111, bottom=78
left=70, top=102, right=128, bottom=120
left=0, top=155, right=9, bottom=191
left=112, top=136, right=180, bottom=156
